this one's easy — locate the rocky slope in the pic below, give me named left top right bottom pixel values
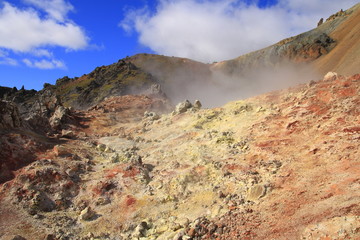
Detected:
left=0, top=72, right=359, bottom=240
left=0, top=85, right=82, bottom=184
left=314, top=3, right=360, bottom=76
left=212, top=3, right=360, bottom=76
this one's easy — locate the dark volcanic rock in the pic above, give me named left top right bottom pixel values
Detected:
left=0, top=101, right=22, bottom=129
left=0, top=85, right=74, bottom=134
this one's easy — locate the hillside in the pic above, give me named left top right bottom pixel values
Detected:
left=54, top=60, right=160, bottom=109
left=313, top=3, right=360, bottom=75
left=0, top=72, right=359, bottom=239
left=212, top=3, right=360, bottom=77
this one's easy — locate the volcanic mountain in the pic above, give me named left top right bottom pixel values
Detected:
left=0, top=3, right=359, bottom=240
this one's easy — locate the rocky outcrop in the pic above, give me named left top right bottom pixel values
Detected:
left=326, top=9, right=347, bottom=22
left=0, top=85, right=74, bottom=134
left=49, top=106, right=70, bottom=130
left=173, top=99, right=202, bottom=114
left=0, top=87, right=78, bottom=184
left=0, top=101, right=22, bottom=129
left=21, top=92, right=60, bottom=133
left=317, top=18, right=324, bottom=27
left=175, top=99, right=193, bottom=114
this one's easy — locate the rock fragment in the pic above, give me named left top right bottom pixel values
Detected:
left=144, top=111, right=160, bottom=120
left=53, top=145, right=72, bottom=157
left=193, top=100, right=202, bottom=109
left=133, top=221, right=149, bottom=238
left=29, top=191, right=56, bottom=214
left=110, top=153, right=119, bottom=163
left=96, top=144, right=106, bottom=152
left=79, top=206, right=96, bottom=221
left=61, top=129, right=75, bottom=139
left=49, top=106, right=69, bottom=130
left=247, top=184, right=267, bottom=201
left=323, top=72, right=338, bottom=81
left=175, top=100, right=192, bottom=114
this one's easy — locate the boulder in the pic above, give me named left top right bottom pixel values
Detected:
left=247, top=184, right=267, bottom=201
left=193, top=100, right=202, bottom=109
left=53, top=145, right=72, bottom=157
left=29, top=191, right=56, bottom=213
left=323, top=72, right=338, bottom=81
left=144, top=111, right=160, bottom=120
left=79, top=206, right=96, bottom=221
left=175, top=100, right=192, bottom=114
left=49, top=106, right=69, bottom=130
left=133, top=221, right=149, bottom=238
left=96, top=144, right=106, bottom=152
left=61, top=129, right=75, bottom=139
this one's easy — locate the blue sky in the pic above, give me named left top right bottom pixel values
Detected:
left=0, top=0, right=358, bottom=90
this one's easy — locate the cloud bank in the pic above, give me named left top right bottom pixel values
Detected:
left=0, top=0, right=88, bottom=69
left=121, top=0, right=359, bottom=63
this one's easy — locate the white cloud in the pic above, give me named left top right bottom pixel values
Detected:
left=0, top=57, right=18, bottom=66
left=0, top=2, right=88, bottom=52
left=0, top=49, right=6, bottom=58
left=121, top=0, right=359, bottom=62
left=0, top=49, right=18, bottom=66
left=0, top=1, right=88, bottom=70
left=31, top=49, right=53, bottom=58
left=23, top=0, right=74, bottom=22
left=23, top=58, right=66, bottom=69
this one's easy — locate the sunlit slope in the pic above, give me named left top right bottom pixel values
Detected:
left=211, top=4, right=360, bottom=77
left=314, top=3, right=360, bottom=75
